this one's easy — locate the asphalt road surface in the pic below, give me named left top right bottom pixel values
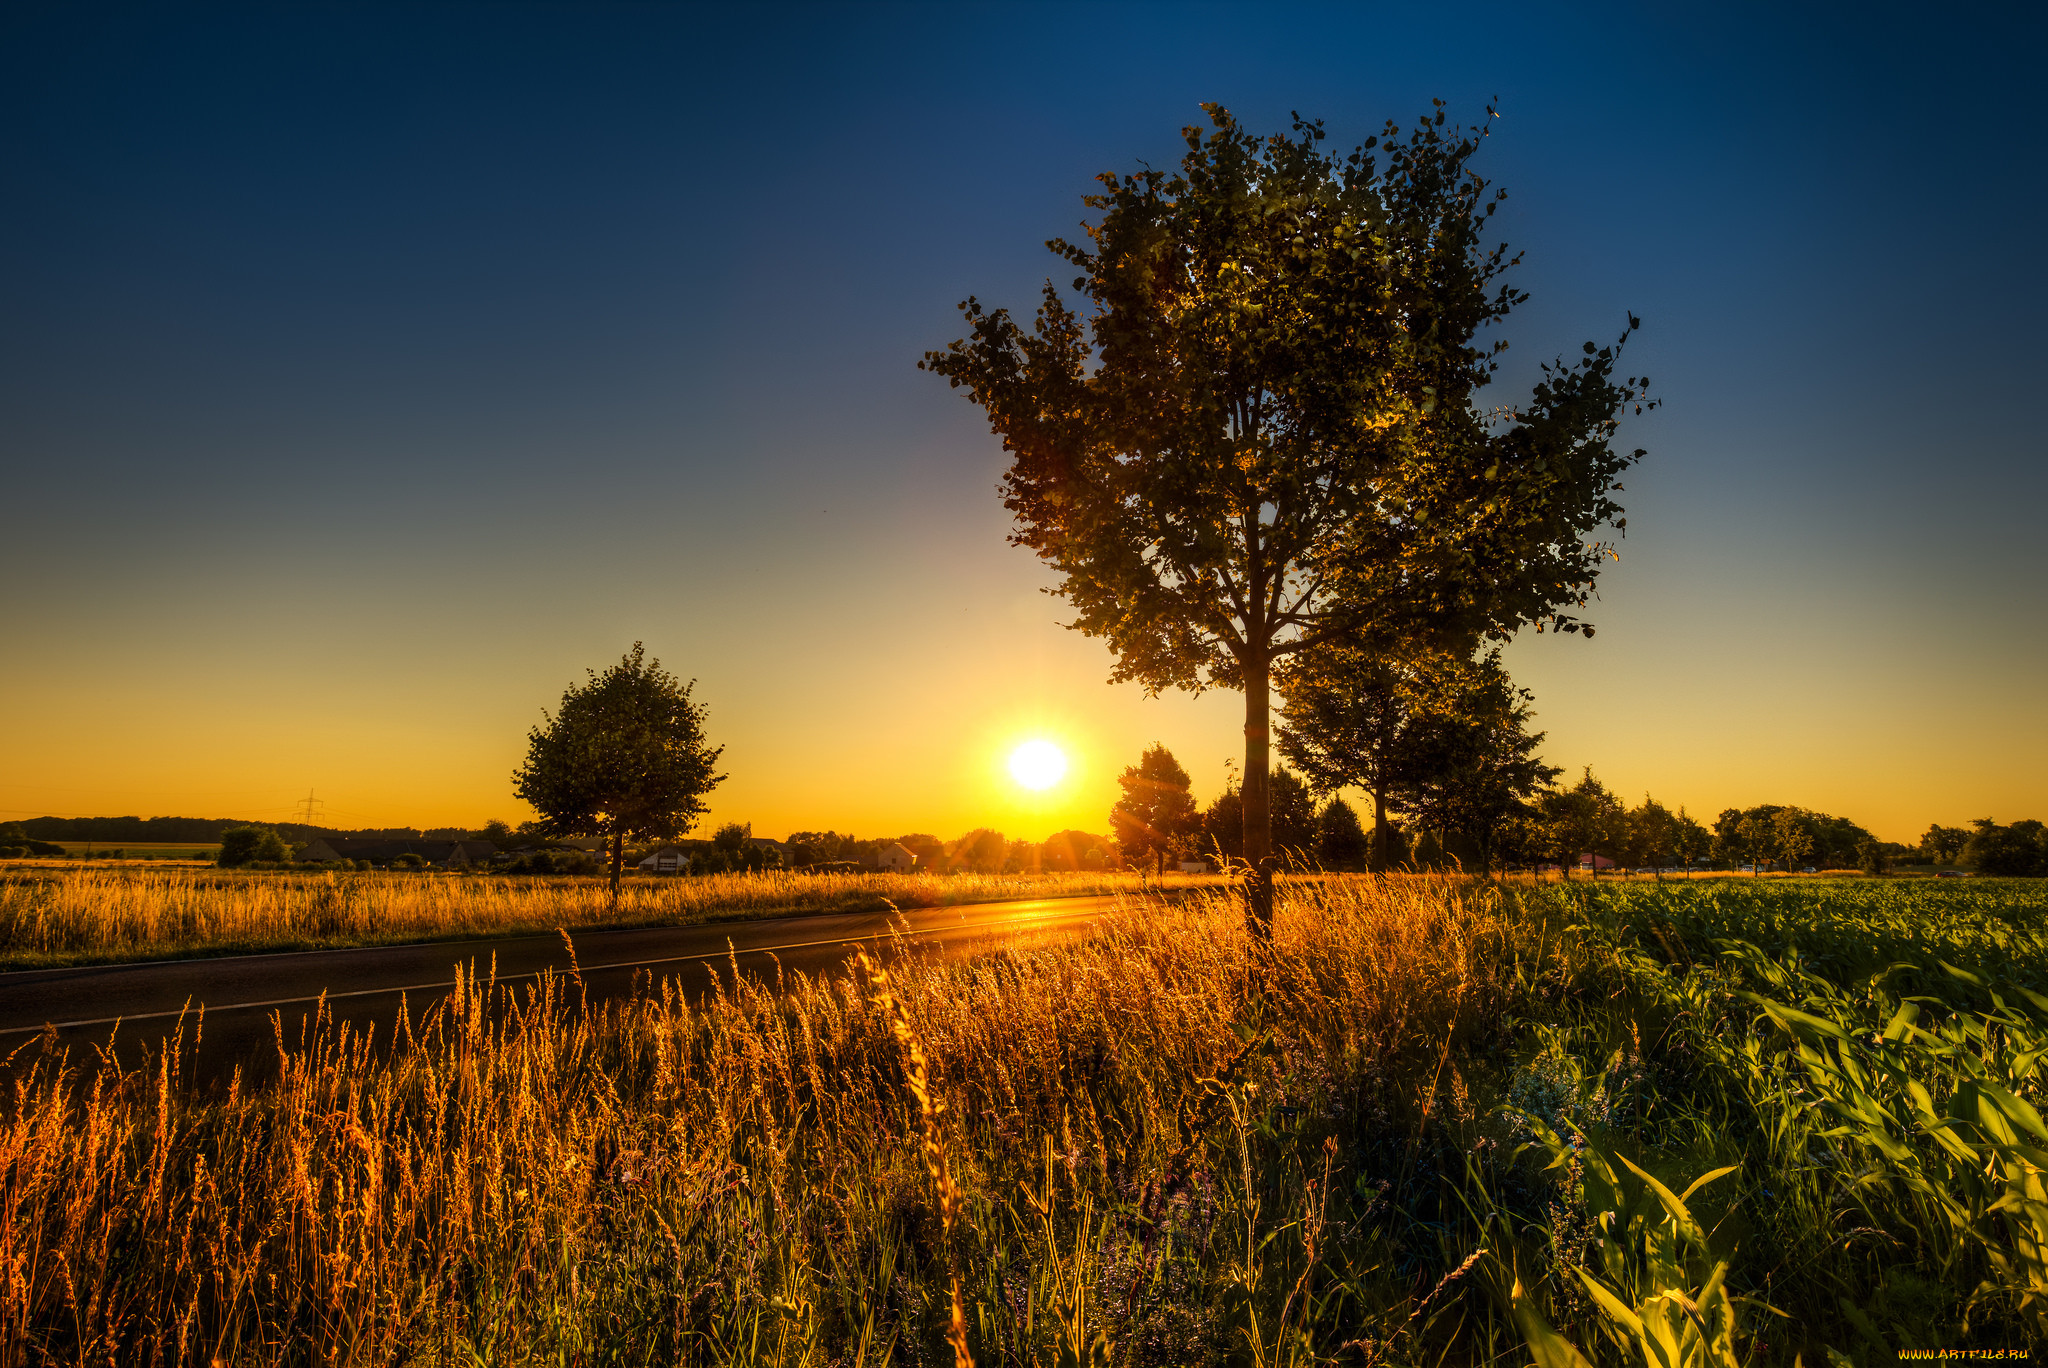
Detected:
left=0, top=894, right=1126, bottom=1084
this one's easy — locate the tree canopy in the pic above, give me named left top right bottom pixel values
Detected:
left=924, top=102, right=1652, bottom=931
left=512, top=643, right=725, bottom=903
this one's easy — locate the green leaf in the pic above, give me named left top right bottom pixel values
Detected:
left=1511, top=1273, right=1598, bottom=1368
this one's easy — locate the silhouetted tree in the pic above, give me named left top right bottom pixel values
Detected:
left=1393, top=659, right=1559, bottom=872
left=513, top=643, right=725, bottom=906
left=1041, top=829, right=1115, bottom=872
left=1315, top=798, right=1369, bottom=868
left=1920, top=823, right=1970, bottom=866
left=1111, top=744, right=1199, bottom=876
left=1671, top=808, right=1713, bottom=873
left=1280, top=645, right=1551, bottom=872
left=1270, top=768, right=1319, bottom=863
left=1277, top=644, right=1440, bottom=870
left=1203, top=786, right=1244, bottom=864
left=925, top=104, right=1653, bottom=935
left=1963, top=819, right=2048, bottom=876
left=950, top=828, right=1009, bottom=874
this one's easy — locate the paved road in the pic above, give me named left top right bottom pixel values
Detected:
left=0, top=894, right=1125, bottom=1082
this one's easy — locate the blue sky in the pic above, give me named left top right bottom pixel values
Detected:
left=1, top=2, right=2041, bottom=841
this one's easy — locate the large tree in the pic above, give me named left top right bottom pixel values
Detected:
left=513, top=644, right=725, bottom=905
left=924, top=103, right=1652, bottom=933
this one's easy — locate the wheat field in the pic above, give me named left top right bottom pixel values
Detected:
left=1, top=877, right=1512, bottom=1365
left=0, top=866, right=1226, bottom=969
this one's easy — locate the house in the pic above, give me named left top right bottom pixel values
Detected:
left=876, top=842, right=918, bottom=873
left=298, top=837, right=498, bottom=867
left=638, top=846, right=696, bottom=874
left=1577, top=853, right=1616, bottom=871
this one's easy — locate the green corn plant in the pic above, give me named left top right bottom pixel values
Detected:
left=1508, top=1118, right=1746, bottom=1368
left=1736, top=948, right=2048, bottom=1337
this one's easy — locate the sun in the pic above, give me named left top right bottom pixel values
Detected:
left=1008, top=739, right=1068, bottom=791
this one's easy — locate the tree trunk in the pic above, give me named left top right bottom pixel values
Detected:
left=609, top=831, right=624, bottom=909
left=1242, top=650, right=1273, bottom=939
left=1371, top=784, right=1389, bottom=875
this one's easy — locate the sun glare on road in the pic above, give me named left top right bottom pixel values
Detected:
left=1008, top=739, right=1068, bottom=791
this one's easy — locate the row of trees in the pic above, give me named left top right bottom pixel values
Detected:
left=785, top=828, right=1119, bottom=875
left=1102, top=739, right=1925, bottom=877
left=1108, top=744, right=1374, bottom=872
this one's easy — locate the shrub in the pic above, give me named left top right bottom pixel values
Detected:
left=215, top=826, right=288, bottom=867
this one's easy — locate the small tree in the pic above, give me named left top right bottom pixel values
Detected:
left=1919, top=823, right=1970, bottom=866
left=950, top=828, right=1009, bottom=874
left=513, top=643, right=725, bottom=906
left=1203, top=785, right=1244, bottom=864
left=1537, top=769, right=1624, bottom=877
left=1315, top=798, right=1369, bottom=869
left=1672, top=807, right=1712, bottom=874
left=1626, top=796, right=1677, bottom=874
left=1280, top=644, right=1552, bottom=872
left=1269, top=768, right=1318, bottom=863
left=1734, top=811, right=1779, bottom=875
left=1110, top=744, right=1199, bottom=876
left=1773, top=808, right=1818, bottom=873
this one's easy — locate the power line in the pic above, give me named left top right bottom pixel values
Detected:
left=293, top=789, right=326, bottom=828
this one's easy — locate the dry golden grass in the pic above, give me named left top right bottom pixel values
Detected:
left=0, top=875, right=1518, bottom=1366
left=0, top=866, right=1228, bottom=969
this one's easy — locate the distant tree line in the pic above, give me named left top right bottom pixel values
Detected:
left=784, top=829, right=1119, bottom=876
left=1092, top=736, right=2048, bottom=879
left=1916, top=819, right=2048, bottom=876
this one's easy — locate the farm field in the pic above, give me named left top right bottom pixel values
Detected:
left=0, top=865, right=1230, bottom=971
left=41, top=842, right=216, bottom=859
left=5, top=875, right=2046, bottom=1364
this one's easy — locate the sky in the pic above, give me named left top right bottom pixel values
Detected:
left=2, top=2, right=2042, bottom=845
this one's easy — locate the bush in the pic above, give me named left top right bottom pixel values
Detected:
left=390, top=853, right=430, bottom=871
left=216, top=826, right=289, bottom=868
left=1963, top=819, right=2048, bottom=877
